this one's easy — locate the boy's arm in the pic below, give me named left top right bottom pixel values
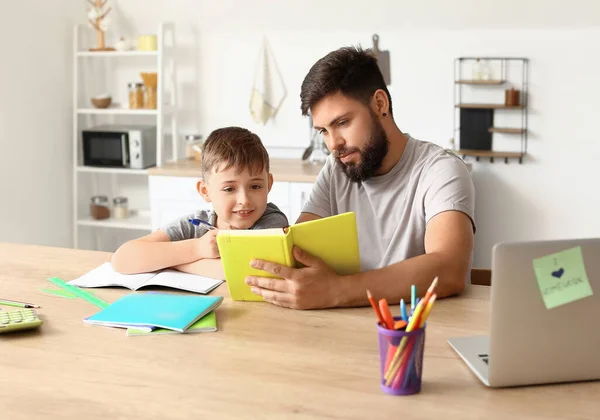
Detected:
left=172, top=258, right=226, bottom=280
left=111, top=229, right=218, bottom=274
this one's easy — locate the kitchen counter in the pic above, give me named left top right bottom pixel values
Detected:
left=148, top=158, right=325, bottom=183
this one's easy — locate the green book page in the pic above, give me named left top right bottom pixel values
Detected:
left=127, top=311, right=217, bottom=336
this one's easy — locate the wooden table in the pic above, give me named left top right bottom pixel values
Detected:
left=1, top=243, right=598, bottom=419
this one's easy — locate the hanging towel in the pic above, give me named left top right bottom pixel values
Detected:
left=249, top=38, right=287, bottom=125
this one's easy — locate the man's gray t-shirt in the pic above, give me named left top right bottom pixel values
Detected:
left=302, top=135, right=475, bottom=271
left=162, top=202, right=289, bottom=241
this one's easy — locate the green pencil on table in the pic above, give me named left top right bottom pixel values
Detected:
left=0, top=298, right=40, bottom=308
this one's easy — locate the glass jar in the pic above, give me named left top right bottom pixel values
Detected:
left=185, top=134, right=203, bottom=161
left=113, top=197, right=129, bottom=219
left=472, top=58, right=482, bottom=80
left=128, top=82, right=144, bottom=109
left=90, top=196, right=110, bottom=220
left=480, top=59, right=492, bottom=81
left=144, top=85, right=157, bottom=109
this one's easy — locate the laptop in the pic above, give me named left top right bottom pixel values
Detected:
left=448, top=238, right=600, bottom=387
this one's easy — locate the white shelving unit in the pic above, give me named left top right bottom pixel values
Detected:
left=72, top=22, right=178, bottom=249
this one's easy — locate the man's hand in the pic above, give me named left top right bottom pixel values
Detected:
left=245, top=246, right=341, bottom=309
left=196, top=230, right=220, bottom=259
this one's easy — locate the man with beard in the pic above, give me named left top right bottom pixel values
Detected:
left=245, top=47, right=476, bottom=309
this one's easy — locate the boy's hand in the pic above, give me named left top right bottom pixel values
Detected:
left=196, top=230, right=220, bottom=259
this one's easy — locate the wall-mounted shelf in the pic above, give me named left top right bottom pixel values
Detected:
left=455, top=79, right=506, bottom=85
left=458, top=149, right=524, bottom=164
left=453, top=57, right=529, bottom=164
left=76, top=105, right=174, bottom=115
left=77, top=50, right=159, bottom=57
left=456, top=103, right=523, bottom=109
left=488, top=127, right=526, bottom=134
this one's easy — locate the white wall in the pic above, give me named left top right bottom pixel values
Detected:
left=4, top=1, right=600, bottom=268
left=0, top=1, right=83, bottom=247
left=108, top=0, right=600, bottom=267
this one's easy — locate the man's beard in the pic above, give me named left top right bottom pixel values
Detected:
left=334, top=113, right=389, bottom=183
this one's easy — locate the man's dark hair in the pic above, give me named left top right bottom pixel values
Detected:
left=300, top=46, right=393, bottom=116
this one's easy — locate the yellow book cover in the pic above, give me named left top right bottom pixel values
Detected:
left=216, top=212, right=361, bottom=301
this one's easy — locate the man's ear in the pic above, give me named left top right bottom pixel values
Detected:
left=267, top=173, right=274, bottom=193
left=372, top=89, right=390, bottom=117
left=197, top=179, right=211, bottom=203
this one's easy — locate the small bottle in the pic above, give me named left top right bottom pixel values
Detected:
left=128, top=82, right=144, bottom=109
left=90, top=196, right=110, bottom=220
left=113, top=197, right=129, bottom=219
left=472, top=58, right=482, bottom=80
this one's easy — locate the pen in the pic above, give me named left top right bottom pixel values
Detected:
left=410, top=284, right=416, bottom=315
left=188, top=218, right=217, bottom=230
left=0, top=299, right=40, bottom=309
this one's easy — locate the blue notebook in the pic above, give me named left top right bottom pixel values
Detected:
left=84, top=293, right=223, bottom=332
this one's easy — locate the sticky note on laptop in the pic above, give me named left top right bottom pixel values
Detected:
left=532, top=246, right=594, bottom=309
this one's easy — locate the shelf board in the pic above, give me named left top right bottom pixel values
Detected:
left=488, top=127, right=526, bottom=134
left=77, top=105, right=173, bottom=115
left=77, top=50, right=158, bottom=57
left=455, top=79, right=506, bottom=85
left=456, top=103, right=523, bottom=109
left=77, top=210, right=152, bottom=230
left=76, top=166, right=149, bottom=175
left=458, top=149, right=524, bottom=159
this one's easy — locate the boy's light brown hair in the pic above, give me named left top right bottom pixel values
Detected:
left=200, top=127, right=270, bottom=180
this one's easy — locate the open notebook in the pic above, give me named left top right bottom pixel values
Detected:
left=68, top=262, right=223, bottom=294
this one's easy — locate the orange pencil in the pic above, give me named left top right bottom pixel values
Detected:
left=366, top=290, right=386, bottom=326
left=423, top=276, right=438, bottom=302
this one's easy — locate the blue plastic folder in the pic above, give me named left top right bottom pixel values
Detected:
left=84, top=293, right=223, bottom=332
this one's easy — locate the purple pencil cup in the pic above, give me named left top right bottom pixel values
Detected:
left=376, top=317, right=426, bottom=395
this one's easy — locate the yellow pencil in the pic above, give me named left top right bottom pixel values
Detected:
left=418, top=294, right=437, bottom=328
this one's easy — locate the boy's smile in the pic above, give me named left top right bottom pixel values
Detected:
left=198, top=165, right=273, bottom=230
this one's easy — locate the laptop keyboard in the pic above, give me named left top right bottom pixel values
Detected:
left=478, top=354, right=489, bottom=364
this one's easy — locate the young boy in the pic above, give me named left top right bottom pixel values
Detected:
left=111, top=127, right=289, bottom=278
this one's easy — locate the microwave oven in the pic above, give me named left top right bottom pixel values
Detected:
left=82, top=125, right=157, bottom=169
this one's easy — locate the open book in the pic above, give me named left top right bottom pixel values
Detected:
left=217, top=212, right=361, bottom=301
left=68, top=262, right=223, bottom=295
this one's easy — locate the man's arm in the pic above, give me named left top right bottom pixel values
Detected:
left=295, top=212, right=322, bottom=224
left=245, top=210, right=473, bottom=309
left=336, top=210, right=473, bottom=306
